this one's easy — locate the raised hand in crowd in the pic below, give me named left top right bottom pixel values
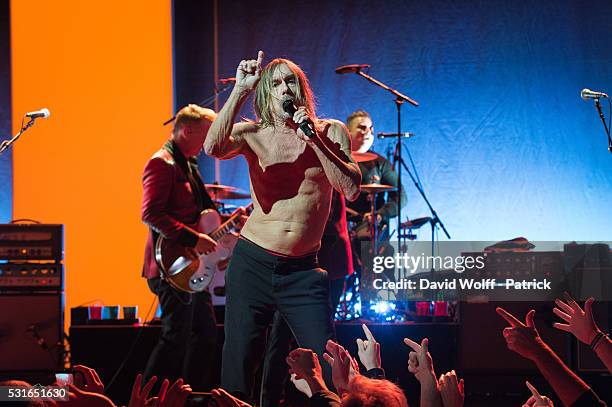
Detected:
left=522, top=381, right=554, bottom=407
left=323, top=339, right=356, bottom=396
left=60, top=384, right=116, bottom=407
left=356, top=324, right=381, bottom=371
left=404, top=337, right=442, bottom=407
left=553, top=293, right=612, bottom=374
left=211, top=388, right=252, bottom=407
left=496, top=308, right=547, bottom=361
left=553, top=294, right=600, bottom=344
left=496, top=307, right=606, bottom=407
left=72, top=365, right=105, bottom=394
left=286, top=347, right=329, bottom=396
left=438, top=370, right=464, bottom=407
left=128, top=374, right=156, bottom=407
left=156, top=378, right=191, bottom=407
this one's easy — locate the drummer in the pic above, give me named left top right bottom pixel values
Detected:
left=345, top=110, right=407, bottom=228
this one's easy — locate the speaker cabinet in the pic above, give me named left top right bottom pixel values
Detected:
left=0, top=293, right=64, bottom=372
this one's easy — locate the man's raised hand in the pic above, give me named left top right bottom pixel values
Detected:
left=439, top=370, right=465, bottom=407
left=553, top=293, right=601, bottom=345
left=404, top=337, right=436, bottom=384
left=356, top=323, right=381, bottom=371
left=523, top=381, right=554, bottom=407
left=322, top=339, right=354, bottom=396
left=496, top=307, right=547, bottom=361
left=235, top=50, right=264, bottom=91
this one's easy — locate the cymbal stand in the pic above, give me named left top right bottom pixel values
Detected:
left=368, top=190, right=379, bottom=255
left=395, top=155, right=450, bottom=263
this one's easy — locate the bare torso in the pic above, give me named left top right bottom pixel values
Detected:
left=239, top=123, right=333, bottom=256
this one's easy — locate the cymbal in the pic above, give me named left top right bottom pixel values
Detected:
left=352, top=151, right=378, bottom=163
left=400, top=216, right=432, bottom=229
left=211, top=190, right=251, bottom=200
left=360, top=183, right=397, bottom=193
left=205, top=184, right=250, bottom=200
left=205, top=183, right=237, bottom=191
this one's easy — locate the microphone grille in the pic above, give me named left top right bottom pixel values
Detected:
left=41, top=108, right=50, bottom=118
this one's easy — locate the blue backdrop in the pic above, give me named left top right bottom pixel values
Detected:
left=207, top=0, right=612, bottom=241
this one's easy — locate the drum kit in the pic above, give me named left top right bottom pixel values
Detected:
left=349, top=152, right=432, bottom=251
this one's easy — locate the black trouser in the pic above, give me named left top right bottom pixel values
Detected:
left=221, top=238, right=334, bottom=402
left=261, top=266, right=346, bottom=406
left=144, top=277, right=217, bottom=391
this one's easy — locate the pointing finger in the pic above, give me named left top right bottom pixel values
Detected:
left=256, top=50, right=264, bottom=67
left=526, top=381, right=543, bottom=400
left=362, top=324, right=376, bottom=343
left=496, top=307, right=525, bottom=328
left=403, top=337, right=421, bottom=352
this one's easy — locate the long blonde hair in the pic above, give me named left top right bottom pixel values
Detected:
left=254, top=58, right=317, bottom=126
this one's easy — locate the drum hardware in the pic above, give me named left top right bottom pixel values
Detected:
left=399, top=216, right=433, bottom=240
left=358, top=183, right=395, bottom=256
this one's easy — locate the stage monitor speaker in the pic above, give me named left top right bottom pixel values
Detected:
left=0, top=292, right=64, bottom=372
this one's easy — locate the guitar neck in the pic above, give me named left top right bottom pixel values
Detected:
left=210, top=216, right=240, bottom=241
left=209, top=203, right=252, bottom=241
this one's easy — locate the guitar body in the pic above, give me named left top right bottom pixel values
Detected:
left=155, top=208, right=241, bottom=293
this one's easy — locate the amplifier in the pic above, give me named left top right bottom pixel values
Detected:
left=0, top=263, right=63, bottom=290
left=459, top=251, right=564, bottom=301
left=0, top=224, right=63, bottom=261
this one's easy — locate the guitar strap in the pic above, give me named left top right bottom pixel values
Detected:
left=163, top=140, right=216, bottom=213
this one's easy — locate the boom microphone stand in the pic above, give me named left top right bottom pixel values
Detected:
left=349, top=68, right=418, bottom=250
left=0, top=117, right=39, bottom=155
left=162, top=79, right=235, bottom=126
left=593, top=98, right=612, bottom=153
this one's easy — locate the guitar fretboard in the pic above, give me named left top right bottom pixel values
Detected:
left=210, top=217, right=239, bottom=241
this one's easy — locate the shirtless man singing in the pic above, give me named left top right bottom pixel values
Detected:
left=204, top=50, right=361, bottom=399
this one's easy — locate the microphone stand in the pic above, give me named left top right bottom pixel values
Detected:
left=593, top=98, right=612, bottom=153
left=162, top=82, right=234, bottom=126
left=0, top=117, right=38, bottom=155
left=351, top=69, right=418, bottom=252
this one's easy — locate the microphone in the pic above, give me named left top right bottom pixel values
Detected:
left=581, top=88, right=609, bottom=100
left=25, top=108, right=50, bottom=119
left=335, top=64, right=371, bottom=74
left=377, top=132, right=415, bottom=139
left=282, top=99, right=316, bottom=138
left=219, top=77, right=236, bottom=84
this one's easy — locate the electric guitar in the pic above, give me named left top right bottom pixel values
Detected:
left=154, top=203, right=252, bottom=293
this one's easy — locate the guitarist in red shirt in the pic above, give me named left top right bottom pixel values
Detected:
left=141, top=104, right=218, bottom=391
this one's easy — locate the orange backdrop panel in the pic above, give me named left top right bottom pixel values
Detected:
left=11, top=0, right=174, bottom=325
